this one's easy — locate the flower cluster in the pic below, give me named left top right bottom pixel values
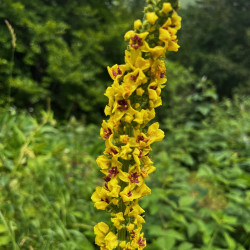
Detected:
left=91, top=1, right=181, bottom=249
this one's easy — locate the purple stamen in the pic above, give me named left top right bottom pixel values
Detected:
left=130, top=35, right=143, bottom=49
left=103, top=128, right=112, bottom=139
left=150, top=86, right=157, bottom=90
left=108, top=167, right=119, bottom=177
left=129, top=172, right=140, bottom=183
left=104, top=176, right=111, bottom=182
left=137, top=237, right=145, bottom=247
left=117, top=99, right=128, bottom=111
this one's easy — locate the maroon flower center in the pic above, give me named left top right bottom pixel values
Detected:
left=117, top=99, right=129, bottom=111
left=160, top=72, right=165, bottom=78
left=112, top=67, right=122, bottom=78
left=104, top=176, right=111, bottom=182
left=150, top=85, right=157, bottom=90
left=127, top=191, right=132, bottom=197
left=129, top=172, right=140, bottom=183
left=108, top=167, right=119, bottom=177
left=138, top=149, right=143, bottom=158
left=136, top=135, right=148, bottom=143
left=130, top=73, right=139, bottom=82
left=130, top=230, right=135, bottom=239
left=104, top=182, right=109, bottom=191
left=130, top=35, right=143, bottom=49
left=109, top=147, right=118, bottom=156
left=137, top=237, right=145, bottom=247
left=101, top=198, right=110, bottom=204
left=103, top=128, right=112, bottom=139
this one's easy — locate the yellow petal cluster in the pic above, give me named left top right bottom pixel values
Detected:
left=92, top=1, right=181, bottom=249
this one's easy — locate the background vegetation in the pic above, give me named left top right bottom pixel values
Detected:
left=0, top=0, right=249, bottom=249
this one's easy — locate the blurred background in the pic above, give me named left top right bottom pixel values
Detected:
left=0, top=0, right=249, bottom=249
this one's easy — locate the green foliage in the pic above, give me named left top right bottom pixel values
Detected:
left=0, top=109, right=103, bottom=249
left=1, top=1, right=250, bottom=249
left=0, top=0, right=145, bottom=123
left=143, top=85, right=250, bottom=249
left=174, top=0, right=250, bottom=97
left=1, top=81, right=249, bottom=249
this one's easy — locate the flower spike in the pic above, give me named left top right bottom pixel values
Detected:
left=91, top=1, right=181, bottom=249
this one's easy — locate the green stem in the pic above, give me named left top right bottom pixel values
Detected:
left=7, top=48, right=15, bottom=108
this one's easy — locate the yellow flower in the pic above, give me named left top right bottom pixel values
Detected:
left=100, top=120, right=114, bottom=140
left=123, top=68, right=148, bottom=87
left=111, top=212, right=125, bottom=230
left=133, top=109, right=155, bottom=125
left=120, top=143, right=133, bottom=160
left=91, top=187, right=111, bottom=210
left=124, top=31, right=149, bottom=50
left=135, top=233, right=147, bottom=249
left=126, top=223, right=135, bottom=231
left=148, top=82, right=161, bottom=100
left=146, top=12, right=158, bottom=25
left=104, top=232, right=118, bottom=250
left=171, top=11, right=182, bottom=31
left=150, top=59, right=167, bottom=82
left=147, top=122, right=165, bottom=143
left=136, top=87, right=144, bottom=96
left=96, top=155, right=111, bottom=170
left=141, top=159, right=156, bottom=178
left=162, top=3, right=173, bottom=14
left=124, top=113, right=134, bottom=123
left=159, top=27, right=171, bottom=42
left=103, top=178, right=121, bottom=198
left=145, top=43, right=166, bottom=59
left=134, top=19, right=142, bottom=30
left=107, top=64, right=127, bottom=80
left=120, top=135, right=130, bottom=144
left=125, top=50, right=151, bottom=71
left=104, top=140, right=120, bottom=157
left=94, top=222, right=109, bottom=247
left=120, top=186, right=140, bottom=202
left=168, top=39, right=180, bottom=52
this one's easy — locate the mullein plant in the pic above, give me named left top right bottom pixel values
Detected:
left=91, top=0, right=181, bottom=249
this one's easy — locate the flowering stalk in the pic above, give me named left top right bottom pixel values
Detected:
left=91, top=0, right=181, bottom=249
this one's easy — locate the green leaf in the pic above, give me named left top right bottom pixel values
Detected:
left=0, top=224, right=7, bottom=233
left=223, top=232, right=236, bottom=250
left=156, top=236, right=176, bottom=250
left=165, top=229, right=185, bottom=240
left=187, top=223, right=198, bottom=238
left=179, top=196, right=195, bottom=207
left=178, top=242, right=193, bottom=250
left=0, top=236, right=9, bottom=246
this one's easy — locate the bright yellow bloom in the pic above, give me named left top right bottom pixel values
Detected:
left=146, top=12, right=158, bottom=24
left=145, top=43, right=167, bottom=59
left=100, top=120, right=114, bottom=140
left=111, top=212, right=125, bottom=230
left=124, top=31, right=149, bottom=50
left=91, top=187, right=111, bottom=210
left=104, top=232, right=118, bottom=249
left=94, top=222, right=109, bottom=247
left=125, top=50, right=151, bottom=71
left=136, top=87, right=144, bottom=96
left=134, top=19, right=142, bottom=30
left=96, top=155, right=111, bottom=170
left=162, top=3, right=173, bottom=14
left=147, top=122, right=165, bottom=143
left=107, top=64, right=127, bottom=81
